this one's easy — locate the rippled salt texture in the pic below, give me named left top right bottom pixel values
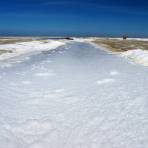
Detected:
left=0, top=42, right=148, bottom=148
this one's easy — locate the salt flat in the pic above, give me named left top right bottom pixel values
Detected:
left=0, top=41, right=148, bottom=148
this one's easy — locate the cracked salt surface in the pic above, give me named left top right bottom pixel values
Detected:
left=0, top=42, right=148, bottom=148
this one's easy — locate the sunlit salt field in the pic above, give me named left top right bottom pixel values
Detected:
left=0, top=42, right=148, bottom=148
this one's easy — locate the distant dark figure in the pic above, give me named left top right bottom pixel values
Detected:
left=123, top=35, right=128, bottom=40
left=65, top=37, right=73, bottom=40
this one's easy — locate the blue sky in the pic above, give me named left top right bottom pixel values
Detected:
left=0, top=0, right=148, bottom=37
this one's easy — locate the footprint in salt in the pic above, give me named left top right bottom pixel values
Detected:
left=21, top=81, right=32, bottom=85
left=45, top=60, right=53, bottom=64
left=34, top=72, right=56, bottom=77
left=65, top=47, right=69, bottom=49
left=97, top=78, right=115, bottom=85
left=54, top=89, right=65, bottom=93
left=109, top=70, right=119, bottom=76
left=16, top=60, right=23, bottom=64
left=24, top=57, right=30, bottom=60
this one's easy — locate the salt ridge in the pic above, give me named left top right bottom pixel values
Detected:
left=0, top=40, right=66, bottom=61
left=121, top=49, right=148, bottom=66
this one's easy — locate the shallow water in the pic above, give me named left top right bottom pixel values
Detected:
left=0, top=42, right=148, bottom=148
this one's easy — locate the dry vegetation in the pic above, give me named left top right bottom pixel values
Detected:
left=0, top=37, right=34, bottom=55
left=0, top=37, right=33, bottom=45
left=93, top=38, right=148, bottom=52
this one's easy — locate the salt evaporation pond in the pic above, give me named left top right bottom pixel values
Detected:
left=0, top=42, right=148, bottom=148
